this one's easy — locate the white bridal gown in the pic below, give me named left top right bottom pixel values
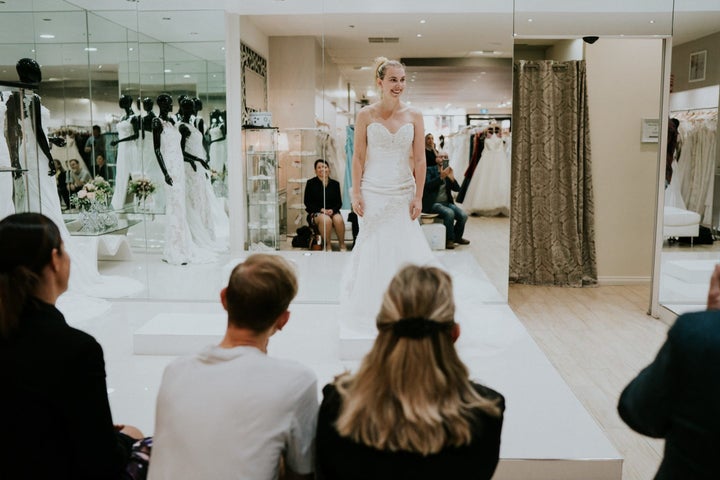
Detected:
left=13, top=94, right=142, bottom=317
left=111, top=117, right=140, bottom=210
left=339, top=122, right=438, bottom=337
left=461, top=133, right=511, bottom=216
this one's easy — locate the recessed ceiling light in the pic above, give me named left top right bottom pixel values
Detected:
left=420, top=20, right=426, bottom=24
left=416, top=34, right=422, bottom=37
left=84, top=47, right=97, bottom=52
left=164, top=69, right=172, bottom=73
left=98, top=65, right=102, bottom=69
left=31, top=49, right=35, bottom=53
left=477, top=103, right=482, bottom=107
left=40, top=34, right=55, bottom=39
left=528, top=18, right=533, bottom=22
left=221, top=47, right=225, bottom=50
left=183, top=74, right=190, bottom=78
left=649, top=20, right=655, bottom=24
left=129, top=47, right=134, bottom=51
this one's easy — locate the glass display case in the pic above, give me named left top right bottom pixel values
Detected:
left=244, top=126, right=279, bottom=249
left=284, top=128, right=321, bottom=235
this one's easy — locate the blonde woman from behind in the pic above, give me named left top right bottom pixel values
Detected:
left=317, top=264, right=505, bottom=480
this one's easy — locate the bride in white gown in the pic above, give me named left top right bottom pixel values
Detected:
left=340, top=57, right=437, bottom=337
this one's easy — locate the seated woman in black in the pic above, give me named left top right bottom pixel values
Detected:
left=316, top=265, right=505, bottom=480
left=0, top=212, right=144, bottom=480
left=304, top=158, right=346, bottom=251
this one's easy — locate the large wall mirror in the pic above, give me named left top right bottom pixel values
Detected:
left=0, top=0, right=227, bottom=302
left=656, top=0, right=720, bottom=318
left=234, top=3, right=514, bottom=303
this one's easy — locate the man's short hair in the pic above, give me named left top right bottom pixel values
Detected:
left=314, top=159, right=329, bottom=169
left=225, top=254, right=298, bottom=332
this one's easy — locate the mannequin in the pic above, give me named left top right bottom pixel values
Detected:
left=152, top=94, right=214, bottom=265
left=192, top=97, right=205, bottom=135
left=178, top=98, right=227, bottom=251
left=139, top=96, right=165, bottom=210
left=110, top=95, right=140, bottom=209
left=5, top=58, right=143, bottom=299
left=207, top=108, right=227, bottom=175
left=0, top=91, right=15, bottom=219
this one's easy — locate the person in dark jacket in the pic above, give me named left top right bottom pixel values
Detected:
left=618, top=263, right=720, bottom=479
left=304, top=159, right=346, bottom=251
left=0, top=212, right=143, bottom=480
left=422, top=133, right=469, bottom=250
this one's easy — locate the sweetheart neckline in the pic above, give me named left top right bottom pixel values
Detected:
left=368, top=122, right=413, bottom=136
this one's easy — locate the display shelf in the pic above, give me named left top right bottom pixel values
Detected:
left=243, top=126, right=280, bottom=250
left=282, top=128, right=323, bottom=235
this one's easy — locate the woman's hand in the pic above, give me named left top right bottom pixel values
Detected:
left=352, top=196, right=365, bottom=217
left=409, top=197, right=422, bottom=220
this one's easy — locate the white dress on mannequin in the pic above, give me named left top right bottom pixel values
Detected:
left=208, top=123, right=227, bottom=173
left=139, top=118, right=165, bottom=211
left=111, top=118, right=140, bottom=210
left=0, top=92, right=15, bottom=220
left=158, top=118, right=216, bottom=265
left=339, top=122, right=438, bottom=337
left=15, top=94, right=142, bottom=306
left=181, top=121, right=227, bottom=251
left=460, top=133, right=510, bottom=216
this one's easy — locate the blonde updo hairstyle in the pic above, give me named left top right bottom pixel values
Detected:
left=374, top=56, right=405, bottom=81
left=334, top=264, right=501, bottom=455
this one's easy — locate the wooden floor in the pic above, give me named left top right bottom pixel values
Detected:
left=509, top=283, right=668, bottom=480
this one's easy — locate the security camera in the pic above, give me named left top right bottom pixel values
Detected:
left=583, top=36, right=599, bottom=44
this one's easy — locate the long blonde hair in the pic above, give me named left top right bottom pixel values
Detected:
left=335, top=265, right=501, bottom=455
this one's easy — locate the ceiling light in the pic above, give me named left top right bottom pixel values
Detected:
left=420, top=20, right=426, bottom=24
left=129, top=47, right=134, bottom=51
left=97, top=65, right=102, bottom=69
left=528, top=18, right=533, bottom=22
left=40, top=34, right=54, bottom=39
left=84, top=47, right=97, bottom=52
left=649, top=20, right=655, bottom=24
left=183, top=74, right=191, bottom=78
left=480, top=71, right=487, bottom=75
left=416, top=34, right=422, bottom=37
left=164, top=69, right=172, bottom=73
left=31, top=49, right=35, bottom=53
left=477, top=103, right=482, bottom=107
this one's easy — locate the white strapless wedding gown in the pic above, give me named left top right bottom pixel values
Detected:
left=460, top=134, right=510, bottom=216
left=339, top=122, right=438, bottom=336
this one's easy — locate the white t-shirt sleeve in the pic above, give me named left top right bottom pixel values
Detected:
left=284, top=375, right=319, bottom=475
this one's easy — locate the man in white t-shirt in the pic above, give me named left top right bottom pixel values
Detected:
left=149, top=254, right=318, bottom=480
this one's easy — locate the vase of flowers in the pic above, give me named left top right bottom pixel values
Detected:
left=128, top=176, right=157, bottom=212
left=70, top=177, right=117, bottom=233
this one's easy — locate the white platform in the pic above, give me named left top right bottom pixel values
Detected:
left=128, top=288, right=621, bottom=479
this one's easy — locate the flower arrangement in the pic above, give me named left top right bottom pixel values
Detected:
left=128, top=176, right=156, bottom=200
left=70, top=176, right=112, bottom=210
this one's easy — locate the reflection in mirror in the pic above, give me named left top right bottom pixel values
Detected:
left=658, top=1, right=720, bottom=316
left=241, top=10, right=512, bottom=300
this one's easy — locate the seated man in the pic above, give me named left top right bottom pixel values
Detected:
left=618, top=263, right=720, bottom=479
left=304, top=159, right=346, bottom=251
left=422, top=150, right=470, bottom=250
left=66, top=158, right=91, bottom=195
left=149, top=254, right=318, bottom=480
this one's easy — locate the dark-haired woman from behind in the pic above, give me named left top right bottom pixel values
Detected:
left=0, top=212, right=143, bottom=479
left=316, top=264, right=505, bottom=480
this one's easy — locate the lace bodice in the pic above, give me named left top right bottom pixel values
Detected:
left=209, top=124, right=225, bottom=141
left=182, top=122, right=207, bottom=160
left=116, top=117, right=136, bottom=139
left=362, top=122, right=415, bottom=192
left=484, top=134, right=505, bottom=152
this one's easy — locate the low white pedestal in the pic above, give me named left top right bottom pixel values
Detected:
left=134, top=313, right=225, bottom=355
left=421, top=222, right=445, bottom=250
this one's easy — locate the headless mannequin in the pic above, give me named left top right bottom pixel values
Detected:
left=179, top=98, right=210, bottom=171
left=110, top=95, right=139, bottom=147
left=151, top=95, right=175, bottom=186
left=6, top=58, right=55, bottom=178
left=192, top=97, right=205, bottom=135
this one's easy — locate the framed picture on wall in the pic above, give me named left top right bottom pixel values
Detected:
left=689, top=50, right=707, bottom=83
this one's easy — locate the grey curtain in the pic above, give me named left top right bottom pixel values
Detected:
left=510, top=60, right=597, bottom=286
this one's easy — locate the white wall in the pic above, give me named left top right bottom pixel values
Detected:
left=586, top=38, right=664, bottom=283
left=547, top=39, right=584, bottom=61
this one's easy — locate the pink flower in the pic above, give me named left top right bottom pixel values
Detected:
left=87, top=191, right=96, bottom=200
left=77, top=190, right=87, bottom=199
